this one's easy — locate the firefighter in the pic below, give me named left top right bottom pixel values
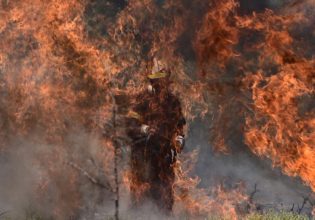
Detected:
left=125, top=63, right=186, bottom=212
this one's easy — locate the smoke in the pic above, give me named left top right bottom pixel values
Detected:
left=186, top=118, right=313, bottom=214
left=0, top=0, right=314, bottom=218
left=0, top=139, right=40, bottom=218
left=0, top=128, right=122, bottom=219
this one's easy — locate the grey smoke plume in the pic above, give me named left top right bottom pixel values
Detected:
left=0, top=0, right=314, bottom=219
left=186, top=118, right=313, bottom=215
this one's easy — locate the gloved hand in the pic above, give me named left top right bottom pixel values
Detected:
left=140, top=124, right=157, bottom=136
left=175, top=135, right=185, bottom=152
left=140, top=124, right=150, bottom=135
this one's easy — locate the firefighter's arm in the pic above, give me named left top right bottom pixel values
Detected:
left=174, top=119, right=186, bottom=152
left=125, top=110, right=147, bottom=137
left=170, top=116, right=185, bottom=163
left=125, top=109, right=155, bottom=138
left=174, top=103, right=186, bottom=152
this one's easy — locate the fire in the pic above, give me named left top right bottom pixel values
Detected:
left=203, top=0, right=315, bottom=197
left=0, top=0, right=117, bottom=217
left=122, top=170, right=150, bottom=202
left=0, top=0, right=314, bottom=218
left=243, top=62, right=315, bottom=190
left=173, top=150, right=248, bottom=219
left=236, top=4, right=315, bottom=192
left=194, top=0, right=239, bottom=70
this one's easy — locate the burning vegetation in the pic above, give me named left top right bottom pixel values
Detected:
left=0, top=0, right=314, bottom=219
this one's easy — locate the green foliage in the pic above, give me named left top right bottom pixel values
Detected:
left=1, top=210, right=312, bottom=220
left=245, top=211, right=310, bottom=220
left=205, top=211, right=311, bottom=220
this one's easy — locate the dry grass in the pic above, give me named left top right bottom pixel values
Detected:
left=1, top=210, right=312, bottom=220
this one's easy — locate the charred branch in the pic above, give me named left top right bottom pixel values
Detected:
left=297, top=197, right=309, bottom=214
left=249, top=183, right=259, bottom=203
left=112, top=97, right=120, bottom=220
left=108, top=91, right=120, bottom=220
left=0, top=210, right=9, bottom=218
left=66, top=161, right=113, bottom=192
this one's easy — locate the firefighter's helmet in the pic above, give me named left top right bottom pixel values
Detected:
left=148, top=57, right=170, bottom=80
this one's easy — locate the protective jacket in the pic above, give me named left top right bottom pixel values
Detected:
left=125, top=86, right=186, bottom=212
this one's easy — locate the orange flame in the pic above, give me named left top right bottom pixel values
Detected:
left=1, top=0, right=314, bottom=218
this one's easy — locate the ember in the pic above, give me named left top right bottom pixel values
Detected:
left=0, top=0, right=314, bottom=219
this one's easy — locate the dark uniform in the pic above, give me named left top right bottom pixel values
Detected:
left=125, top=75, right=185, bottom=212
